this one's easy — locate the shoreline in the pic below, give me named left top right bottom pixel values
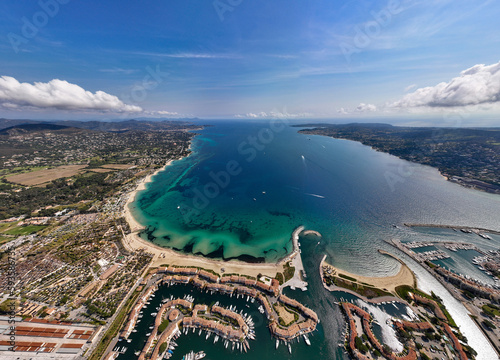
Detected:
left=121, top=157, right=284, bottom=278
left=296, top=129, right=500, bottom=196
left=318, top=254, right=407, bottom=305
left=319, top=251, right=415, bottom=295
left=123, top=160, right=174, bottom=233
left=387, top=238, right=500, bottom=359
left=404, top=223, right=500, bottom=235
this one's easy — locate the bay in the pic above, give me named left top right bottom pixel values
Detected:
left=127, top=120, right=500, bottom=359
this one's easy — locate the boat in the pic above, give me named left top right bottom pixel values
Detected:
left=478, top=233, right=492, bottom=240
left=288, top=343, right=292, bottom=354
left=303, top=334, right=311, bottom=345
left=146, top=333, right=151, bottom=336
left=276, top=339, right=279, bottom=349
left=195, top=351, right=206, bottom=359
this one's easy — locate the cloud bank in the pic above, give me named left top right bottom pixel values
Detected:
left=393, top=61, right=500, bottom=108
left=236, top=110, right=312, bottom=119
left=355, top=103, right=377, bottom=112
left=0, top=76, right=142, bottom=113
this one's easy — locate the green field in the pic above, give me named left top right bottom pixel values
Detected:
left=3, top=224, right=47, bottom=236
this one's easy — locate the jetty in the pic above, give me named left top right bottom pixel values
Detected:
left=403, top=223, right=500, bottom=236
left=281, top=226, right=322, bottom=291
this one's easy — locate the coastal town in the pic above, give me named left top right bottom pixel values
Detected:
left=0, top=120, right=322, bottom=360
left=0, top=119, right=499, bottom=360
left=0, top=120, right=199, bottom=358
left=109, top=264, right=319, bottom=360
left=320, top=255, right=480, bottom=360
left=391, top=237, right=500, bottom=355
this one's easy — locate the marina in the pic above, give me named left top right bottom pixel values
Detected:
left=116, top=281, right=325, bottom=360
left=126, top=121, right=500, bottom=360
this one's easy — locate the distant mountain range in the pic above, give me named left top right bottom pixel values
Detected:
left=0, top=123, right=89, bottom=136
left=0, top=118, right=202, bottom=132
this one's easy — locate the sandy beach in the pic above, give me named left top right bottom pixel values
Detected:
left=320, top=251, right=416, bottom=294
left=122, top=159, right=283, bottom=278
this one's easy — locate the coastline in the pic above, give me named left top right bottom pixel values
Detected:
left=121, top=158, right=284, bottom=278
left=319, top=252, right=415, bottom=294
left=388, top=238, right=500, bottom=358
left=404, top=223, right=500, bottom=235
left=296, top=128, right=500, bottom=195
left=123, top=160, right=174, bottom=233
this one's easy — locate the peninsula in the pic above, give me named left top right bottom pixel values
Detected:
left=296, top=123, right=500, bottom=194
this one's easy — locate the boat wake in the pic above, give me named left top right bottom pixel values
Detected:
left=304, top=193, right=325, bottom=199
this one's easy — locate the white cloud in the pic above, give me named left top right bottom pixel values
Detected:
left=393, top=61, right=500, bottom=108
left=155, top=110, right=178, bottom=115
left=355, top=103, right=377, bottom=112
left=236, top=110, right=312, bottom=119
left=151, top=110, right=179, bottom=116
left=404, top=84, right=417, bottom=92
left=0, top=76, right=142, bottom=113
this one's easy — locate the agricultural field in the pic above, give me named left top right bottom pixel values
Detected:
left=5, top=165, right=87, bottom=186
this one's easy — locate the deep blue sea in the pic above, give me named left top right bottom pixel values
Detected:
left=131, top=120, right=500, bottom=270
left=127, top=120, right=500, bottom=359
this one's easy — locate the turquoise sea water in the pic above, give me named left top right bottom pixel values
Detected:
left=131, top=120, right=500, bottom=272
left=127, top=120, right=500, bottom=359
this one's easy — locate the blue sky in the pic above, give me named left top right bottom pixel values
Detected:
left=1, top=0, right=500, bottom=125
